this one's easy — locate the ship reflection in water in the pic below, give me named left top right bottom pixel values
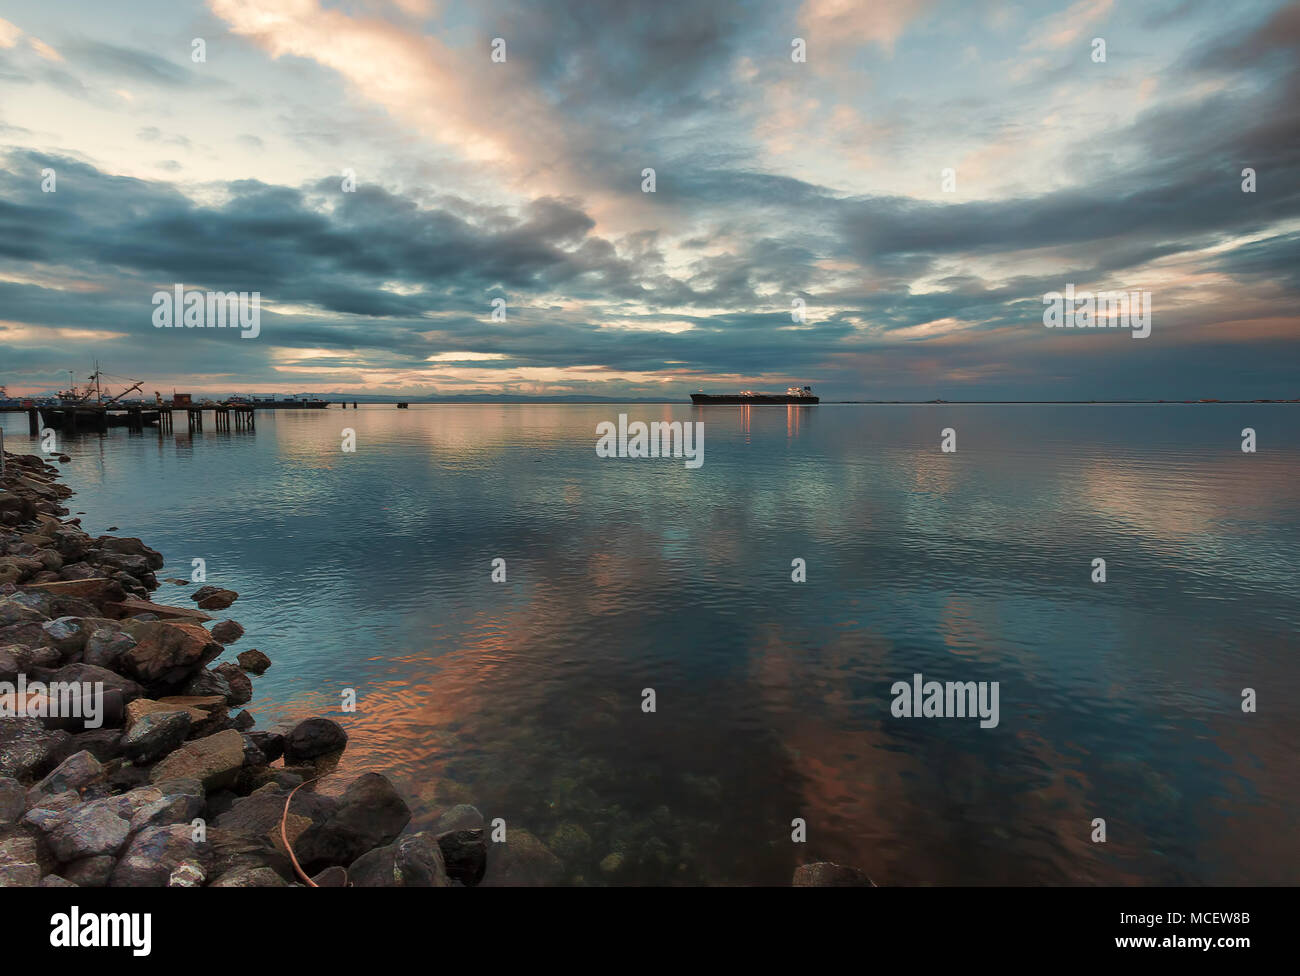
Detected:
left=8, top=403, right=1297, bottom=885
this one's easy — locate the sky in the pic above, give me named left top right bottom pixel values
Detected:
left=0, top=0, right=1297, bottom=400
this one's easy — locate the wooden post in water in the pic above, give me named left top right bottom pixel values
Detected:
left=28, top=408, right=38, bottom=436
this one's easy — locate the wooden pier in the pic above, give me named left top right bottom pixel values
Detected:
left=32, top=403, right=255, bottom=435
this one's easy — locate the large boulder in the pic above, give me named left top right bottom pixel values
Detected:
left=0, top=718, right=72, bottom=780
left=236, top=648, right=270, bottom=674
left=109, top=825, right=210, bottom=887
left=31, top=662, right=141, bottom=709
left=283, top=718, right=347, bottom=763
left=212, top=662, right=252, bottom=706
left=63, top=855, right=114, bottom=887
left=0, top=557, right=43, bottom=586
left=190, top=587, right=237, bottom=611
left=292, top=773, right=409, bottom=871
left=26, top=750, right=104, bottom=803
left=348, top=833, right=452, bottom=887
left=203, top=827, right=294, bottom=884
left=0, top=619, right=46, bottom=647
left=119, top=620, right=222, bottom=686
left=0, top=596, right=45, bottom=627
left=125, top=698, right=211, bottom=732
left=434, top=827, right=487, bottom=886
left=209, top=620, right=244, bottom=644
left=0, top=643, right=61, bottom=678
left=49, top=798, right=131, bottom=862
left=0, top=489, right=37, bottom=525
left=67, top=729, right=123, bottom=763
left=213, top=788, right=337, bottom=855
left=82, top=626, right=137, bottom=670
left=122, top=710, right=191, bottom=764
left=40, top=616, right=110, bottom=657
left=94, top=537, right=164, bottom=570
left=49, top=528, right=91, bottom=562
left=156, top=696, right=229, bottom=737
left=245, top=730, right=284, bottom=763
left=128, top=792, right=205, bottom=835
left=148, top=729, right=245, bottom=791
left=180, top=668, right=232, bottom=701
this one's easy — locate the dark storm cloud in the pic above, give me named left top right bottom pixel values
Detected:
left=0, top=130, right=1296, bottom=398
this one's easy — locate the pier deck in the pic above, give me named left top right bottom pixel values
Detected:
left=29, top=404, right=258, bottom=435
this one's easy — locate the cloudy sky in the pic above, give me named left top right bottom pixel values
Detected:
left=1, top=0, right=1297, bottom=399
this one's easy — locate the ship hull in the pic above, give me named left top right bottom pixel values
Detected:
left=690, top=394, right=819, bottom=405
left=39, top=407, right=160, bottom=430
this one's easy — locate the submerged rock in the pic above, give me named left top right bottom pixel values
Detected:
left=599, top=852, right=625, bottom=876
left=792, top=862, right=874, bottom=886
left=548, top=822, right=593, bottom=866
left=481, top=829, right=563, bottom=886
left=431, top=803, right=484, bottom=834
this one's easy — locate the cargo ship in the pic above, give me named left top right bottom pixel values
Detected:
left=250, top=394, right=330, bottom=409
left=690, top=385, right=819, bottom=405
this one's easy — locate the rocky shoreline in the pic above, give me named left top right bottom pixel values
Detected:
left=0, top=449, right=487, bottom=887
left=0, top=448, right=869, bottom=887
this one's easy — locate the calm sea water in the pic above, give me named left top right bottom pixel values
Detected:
left=4, top=403, right=1298, bottom=885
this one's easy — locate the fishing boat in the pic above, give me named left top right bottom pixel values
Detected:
left=38, top=364, right=160, bottom=431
